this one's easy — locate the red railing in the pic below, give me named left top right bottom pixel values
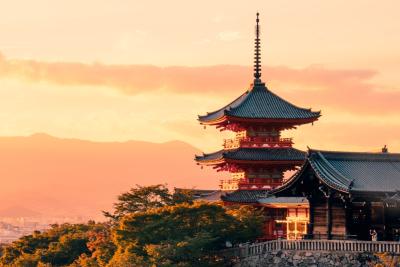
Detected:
left=238, top=183, right=281, bottom=190
left=238, top=178, right=282, bottom=189
left=223, top=137, right=293, bottom=149
left=219, top=178, right=284, bottom=190
left=219, top=179, right=239, bottom=190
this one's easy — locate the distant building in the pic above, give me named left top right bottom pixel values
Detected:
left=195, top=13, right=320, bottom=240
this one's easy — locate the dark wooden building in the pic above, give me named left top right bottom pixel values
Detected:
left=273, top=149, right=400, bottom=241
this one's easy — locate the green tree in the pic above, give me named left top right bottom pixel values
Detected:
left=0, top=223, right=109, bottom=267
left=0, top=185, right=263, bottom=267
left=110, top=202, right=263, bottom=266
left=103, top=184, right=193, bottom=220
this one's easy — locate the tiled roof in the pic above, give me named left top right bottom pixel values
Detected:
left=277, top=149, right=400, bottom=194
left=194, top=190, right=231, bottom=202
left=174, top=188, right=231, bottom=202
left=198, top=83, right=320, bottom=123
left=221, top=190, right=269, bottom=203
left=258, top=196, right=308, bottom=205
left=195, top=147, right=306, bottom=163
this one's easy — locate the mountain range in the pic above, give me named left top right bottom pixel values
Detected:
left=0, top=133, right=224, bottom=220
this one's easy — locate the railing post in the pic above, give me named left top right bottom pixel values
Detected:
left=235, top=240, right=400, bottom=258
left=244, top=244, right=249, bottom=258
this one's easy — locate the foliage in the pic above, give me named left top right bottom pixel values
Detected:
left=0, top=222, right=111, bottom=267
left=0, top=185, right=263, bottom=267
left=110, top=201, right=263, bottom=266
left=103, top=184, right=194, bottom=220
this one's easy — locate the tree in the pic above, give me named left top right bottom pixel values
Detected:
left=110, top=202, right=263, bottom=266
left=78, top=222, right=116, bottom=266
left=0, top=185, right=263, bottom=267
left=0, top=223, right=109, bottom=267
left=103, top=184, right=194, bottom=220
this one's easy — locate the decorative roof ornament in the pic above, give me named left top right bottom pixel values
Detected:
left=197, top=12, right=321, bottom=126
left=254, top=12, right=262, bottom=84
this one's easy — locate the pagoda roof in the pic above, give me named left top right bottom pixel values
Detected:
left=258, top=196, right=308, bottom=205
left=221, top=190, right=309, bottom=205
left=174, top=188, right=230, bottom=202
left=221, top=189, right=268, bottom=203
left=195, top=147, right=306, bottom=165
left=274, top=149, right=400, bottom=194
left=198, top=82, right=320, bottom=126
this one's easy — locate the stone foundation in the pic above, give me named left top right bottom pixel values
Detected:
left=234, top=250, right=400, bottom=267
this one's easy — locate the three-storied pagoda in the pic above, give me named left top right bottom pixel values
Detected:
left=195, top=13, right=321, bottom=239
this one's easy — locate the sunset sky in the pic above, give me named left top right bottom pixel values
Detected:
left=1, top=0, right=400, bottom=152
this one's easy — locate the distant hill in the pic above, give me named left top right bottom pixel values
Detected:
left=0, top=206, right=41, bottom=218
left=0, top=134, right=225, bottom=220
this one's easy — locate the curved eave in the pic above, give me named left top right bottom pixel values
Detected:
left=271, top=156, right=350, bottom=195
left=198, top=114, right=228, bottom=126
left=198, top=90, right=249, bottom=125
left=308, top=158, right=350, bottom=194
left=225, top=114, right=321, bottom=125
left=198, top=113, right=321, bottom=127
left=224, top=159, right=304, bottom=165
left=195, top=158, right=304, bottom=166
left=195, top=158, right=225, bottom=166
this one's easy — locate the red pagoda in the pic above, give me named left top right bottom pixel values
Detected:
left=195, top=13, right=320, bottom=239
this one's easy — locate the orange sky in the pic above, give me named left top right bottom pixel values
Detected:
left=0, top=0, right=399, bottom=152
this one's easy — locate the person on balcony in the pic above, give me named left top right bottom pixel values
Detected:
left=370, top=229, right=378, bottom=241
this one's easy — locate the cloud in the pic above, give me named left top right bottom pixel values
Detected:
left=0, top=53, right=164, bottom=94
left=0, top=52, right=399, bottom=115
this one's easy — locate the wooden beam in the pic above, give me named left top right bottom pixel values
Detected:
left=345, top=201, right=352, bottom=238
left=382, top=202, right=387, bottom=240
left=308, top=197, right=314, bottom=238
left=327, top=193, right=333, bottom=240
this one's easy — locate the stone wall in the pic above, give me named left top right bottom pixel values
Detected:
left=234, top=250, right=400, bottom=267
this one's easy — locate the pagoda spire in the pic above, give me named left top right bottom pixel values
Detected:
left=254, top=12, right=262, bottom=84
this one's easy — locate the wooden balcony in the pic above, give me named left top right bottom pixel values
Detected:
left=223, top=137, right=293, bottom=149
left=219, top=179, right=239, bottom=190
left=237, top=179, right=282, bottom=190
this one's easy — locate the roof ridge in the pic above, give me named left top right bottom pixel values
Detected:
left=309, top=148, right=400, bottom=162
left=225, top=86, right=255, bottom=114
left=262, top=84, right=320, bottom=114
left=309, top=148, right=400, bottom=156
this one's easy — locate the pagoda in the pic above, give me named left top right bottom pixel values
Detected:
left=195, top=13, right=320, bottom=204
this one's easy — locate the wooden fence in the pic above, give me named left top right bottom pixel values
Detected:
left=228, top=239, right=400, bottom=258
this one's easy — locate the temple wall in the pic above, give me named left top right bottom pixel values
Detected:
left=312, top=198, right=346, bottom=238
left=313, top=201, right=327, bottom=236
left=234, top=250, right=397, bottom=267
left=331, top=201, right=346, bottom=236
